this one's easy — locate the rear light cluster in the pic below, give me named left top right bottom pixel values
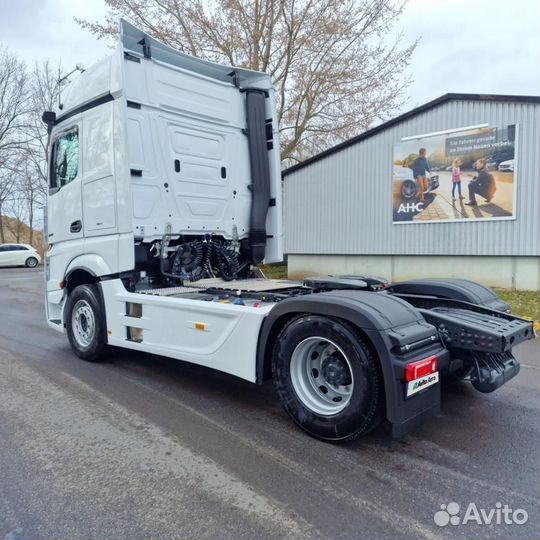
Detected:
left=405, top=355, right=438, bottom=382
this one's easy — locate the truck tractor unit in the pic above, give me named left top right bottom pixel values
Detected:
left=43, top=21, right=534, bottom=442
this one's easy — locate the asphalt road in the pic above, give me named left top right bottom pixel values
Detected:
left=0, top=268, right=538, bottom=540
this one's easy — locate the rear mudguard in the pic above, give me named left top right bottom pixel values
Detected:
left=257, top=290, right=449, bottom=437
left=387, top=278, right=510, bottom=312
left=388, top=278, right=534, bottom=396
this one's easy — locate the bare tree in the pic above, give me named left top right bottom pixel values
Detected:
left=0, top=46, right=30, bottom=162
left=17, top=157, right=41, bottom=244
left=0, top=163, right=13, bottom=242
left=77, top=0, right=416, bottom=164
left=2, top=161, right=27, bottom=243
left=23, top=60, right=62, bottom=229
left=0, top=46, right=30, bottom=242
left=4, top=194, right=27, bottom=243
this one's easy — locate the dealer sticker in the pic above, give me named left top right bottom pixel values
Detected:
left=406, top=372, right=439, bottom=398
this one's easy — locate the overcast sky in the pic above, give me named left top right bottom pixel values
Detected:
left=392, top=0, right=540, bottom=108
left=0, top=0, right=538, bottom=114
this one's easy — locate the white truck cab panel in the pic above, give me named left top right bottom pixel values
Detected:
left=81, top=100, right=117, bottom=235
left=121, top=23, right=282, bottom=249
left=47, top=117, right=83, bottom=245
left=45, top=19, right=282, bottom=329
left=46, top=98, right=134, bottom=307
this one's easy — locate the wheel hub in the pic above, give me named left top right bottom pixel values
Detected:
left=71, top=299, right=95, bottom=348
left=321, top=355, right=352, bottom=386
left=290, top=337, right=354, bottom=416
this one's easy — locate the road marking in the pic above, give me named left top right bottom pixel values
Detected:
left=3, top=528, right=24, bottom=540
left=0, top=352, right=317, bottom=540
left=111, top=370, right=442, bottom=540
left=520, top=363, right=540, bottom=371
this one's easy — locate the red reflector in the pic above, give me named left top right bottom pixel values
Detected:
left=405, top=355, right=438, bottom=382
left=59, top=281, right=66, bottom=289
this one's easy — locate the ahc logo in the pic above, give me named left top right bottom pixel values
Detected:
left=397, top=201, right=424, bottom=214
left=434, top=502, right=528, bottom=527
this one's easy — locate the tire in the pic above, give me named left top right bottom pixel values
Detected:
left=25, top=257, right=38, bottom=268
left=65, top=284, right=107, bottom=362
left=401, top=180, right=417, bottom=199
left=272, top=315, right=383, bottom=442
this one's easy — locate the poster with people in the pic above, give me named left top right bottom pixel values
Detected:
left=392, top=124, right=517, bottom=223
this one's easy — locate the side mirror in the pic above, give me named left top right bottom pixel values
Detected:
left=42, top=111, right=56, bottom=127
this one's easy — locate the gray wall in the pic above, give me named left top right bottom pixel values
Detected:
left=287, top=254, right=540, bottom=291
left=284, top=99, right=540, bottom=257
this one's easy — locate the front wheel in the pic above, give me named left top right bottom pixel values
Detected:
left=400, top=179, right=418, bottom=199
left=272, top=315, right=383, bottom=442
left=65, top=284, right=107, bottom=362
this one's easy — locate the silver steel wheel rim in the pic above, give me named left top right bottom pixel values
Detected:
left=27, top=258, right=37, bottom=267
left=72, top=299, right=95, bottom=348
left=290, top=337, right=354, bottom=416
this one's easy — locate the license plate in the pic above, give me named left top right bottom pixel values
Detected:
left=406, top=372, right=439, bottom=398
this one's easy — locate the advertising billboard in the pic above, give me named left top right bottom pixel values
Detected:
left=392, top=124, right=518, bottom=223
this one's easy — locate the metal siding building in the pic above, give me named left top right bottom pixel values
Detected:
left=283, top=94, right=540, bottom=290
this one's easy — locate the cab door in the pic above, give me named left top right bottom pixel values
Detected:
left=81, top=101, right=117, bottom=235
left=47, top=117, right=83, bottom=245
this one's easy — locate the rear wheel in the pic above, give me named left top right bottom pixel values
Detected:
left=272, top=315, right=383, bottom=442
left=25, top=257, right=38, bottom=268
left=65, top=284, right=107, bottom=362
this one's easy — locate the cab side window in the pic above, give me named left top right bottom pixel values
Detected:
left=50, top=128, right=79, bottom=189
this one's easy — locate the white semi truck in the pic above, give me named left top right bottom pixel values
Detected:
left=43, top=20, right=534, bottom=442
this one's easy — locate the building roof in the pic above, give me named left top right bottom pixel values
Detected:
left=282, top=93, right=539, bottom=176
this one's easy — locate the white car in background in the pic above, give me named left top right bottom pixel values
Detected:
left=0, top=243, right=41, bottom=268
left=498, top=159, right=515, bottom=172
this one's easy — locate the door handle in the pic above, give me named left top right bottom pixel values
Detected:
left=70, top=220, right=82, bottom=233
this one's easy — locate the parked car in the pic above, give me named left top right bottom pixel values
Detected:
left=491, top=148, right=514, bottom=166
left=393, top=166, right=439, bottom=199
left=498, top=159, right=515, bottom=172
left=0, top=243, right=41, bottom=268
